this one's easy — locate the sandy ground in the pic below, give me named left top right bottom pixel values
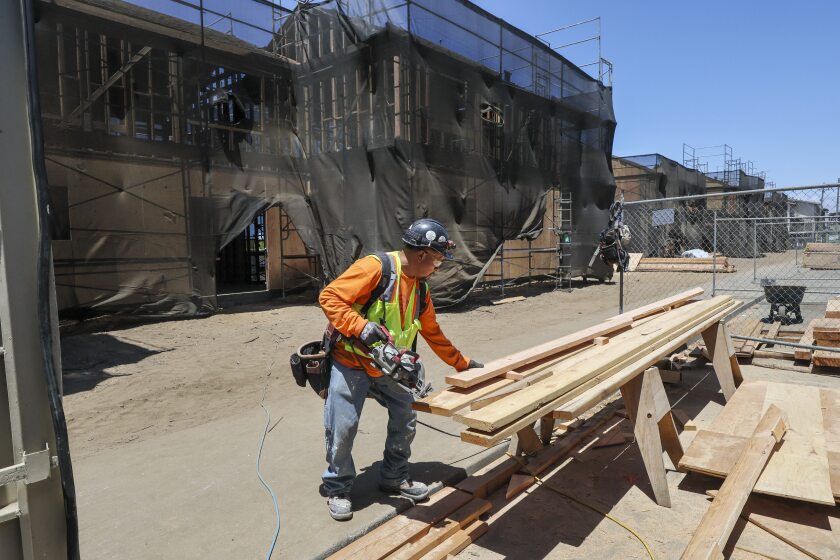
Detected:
left=62, top=279, right=632, bottom=559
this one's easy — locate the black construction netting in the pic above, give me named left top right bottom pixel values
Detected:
left=36, top=0, right=616, bottom=316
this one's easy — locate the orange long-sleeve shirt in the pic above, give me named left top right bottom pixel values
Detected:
left=319, top=254, right=470, bottom=377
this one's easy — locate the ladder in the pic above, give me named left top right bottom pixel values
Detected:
left=554, top=189, right=573, bottom=291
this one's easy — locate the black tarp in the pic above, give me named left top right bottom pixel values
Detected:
left=36, top=0, right=616, bottom=316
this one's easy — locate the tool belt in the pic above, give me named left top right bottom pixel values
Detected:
left=290, top=334, right=333, bottom=399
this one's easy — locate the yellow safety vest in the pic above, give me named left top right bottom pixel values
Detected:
left=343, top=251, right=425, bottom=356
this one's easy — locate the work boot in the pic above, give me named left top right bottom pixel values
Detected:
left=379, top=479, right=430, bottom=502
left=327, top=494, right=353, bottom=521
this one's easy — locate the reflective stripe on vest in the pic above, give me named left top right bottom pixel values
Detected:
left=344, top=251, right=423, bottom=356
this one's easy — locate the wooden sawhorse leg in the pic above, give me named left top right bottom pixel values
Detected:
left=701, top=320, right=742, bottom=401
left=508, top=424, right=543, bottom=457
left=620, top=367, right=684, bottom=508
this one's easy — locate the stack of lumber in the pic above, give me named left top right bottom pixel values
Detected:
left=679, top=380, right=840, bottom=505
left=802, top=242, right=840, bottom=270
left=442, top=295, right=739, bottom=447
left=326, top=488, right=490, bottom=560
left=811, top=318, right=840, bottom=367
left=635, top=256, right=735, bottom=273
left=414, top=288, right=707, bottom=418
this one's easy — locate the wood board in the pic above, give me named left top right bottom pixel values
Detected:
left=795, top=319, right=817, bottom=361
left=679, top=381, right=838, bottom=505
left=327, top=488, right=473, bottom=560
left=461, top=300, right=739, bottom=446
left=812, top=318, right=840, bottom=341
left=444, top=317, right=633, bottom=388
left=456, top=297, right=734, bottom=432
left=706, top=489, right=840, bottom=560
left=826, top=297, right=840, bottom=319
left=680, top=405, right=787, bottom=560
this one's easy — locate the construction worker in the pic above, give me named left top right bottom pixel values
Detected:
left=318, top=218, right=482, bottom=520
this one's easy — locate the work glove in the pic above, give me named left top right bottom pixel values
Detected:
left=360, top=321, right=392, bottom=347
left=467, top=359, right=484, bottom=369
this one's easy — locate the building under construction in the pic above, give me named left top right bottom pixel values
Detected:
left=35, top=0, right=616, bottom=316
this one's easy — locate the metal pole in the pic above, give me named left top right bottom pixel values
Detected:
left=619, top=267, right=624, bottom=314
left=712, top=211, right=717, bottom=296
left=623, top=183, right=840, bottom=206
left=500, top=245, right=505, bottom=298
left=753, top=221, right=757, bottom=281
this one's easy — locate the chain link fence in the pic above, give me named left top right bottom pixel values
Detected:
left=619, top=184, right=840, bottom=360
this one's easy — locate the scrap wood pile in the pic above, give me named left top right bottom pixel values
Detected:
left=802, top=242, right=840, bottom=270
left=732, top=295, right=840, bottom=371
left=678, top=379, right=840, bottom=559
left=634, top=256, right=736, bottom=273
left=415, top=288, right=740, bottom=447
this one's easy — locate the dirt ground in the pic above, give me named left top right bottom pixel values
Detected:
left=60, top=269, right=840, bottom=559
left=60, top=280, right=622, bottom=460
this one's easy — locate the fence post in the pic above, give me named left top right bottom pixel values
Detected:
left=753, top=221, right=757, bottom=281
left=712, top=211, right=717, bottom=296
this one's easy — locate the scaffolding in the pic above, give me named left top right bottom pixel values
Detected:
left=33, top=0, right=616, bottom=315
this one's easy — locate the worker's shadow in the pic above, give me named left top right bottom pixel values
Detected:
left=319, top=460, right=468, bottom=511
left=61, top=333, right=166, bottom=394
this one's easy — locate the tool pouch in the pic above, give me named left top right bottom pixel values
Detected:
left=290, top=339, right=331, bottom=399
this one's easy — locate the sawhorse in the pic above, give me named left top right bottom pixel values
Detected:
left=507, top=320, right=742, bottom=507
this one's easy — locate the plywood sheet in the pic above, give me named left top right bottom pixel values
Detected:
left=679, top=381, right=838, bottom=505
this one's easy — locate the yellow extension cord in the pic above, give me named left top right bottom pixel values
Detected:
left=505, top=451, right=656, bottom=560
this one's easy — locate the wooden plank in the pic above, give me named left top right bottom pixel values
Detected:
left=465, top=301, right=739, bottom=444
left=679, top=382, right=838, bottom=505
left=457, top=297, right=734, bottom=432
left=491, top=295, right=526, bottom=305
left=388, top=498, right=491, bottom=560
left=821, top=388, right=840, bottom=498
left=608, top=287, right=704, bottom=323
left=469, top=370, right=553, bottom=411
left=418, top=520, right=487, bottom=560
left=680, top=405, right=788, bottom=560
left=445, top=317, right=633, bottom=388
left=764, top=321, right=781, bottom=341
left=706, top=490, right=840, bottom=560
left=825, top=297, right=840, bottom=319
left=505, top=474, right=535, bottom=500
left=327, top=488, right=473, bottom=560
left=751, top=358, right=812, bottom=374
left=730, top=319, right=760, bottom=354
left=455, top=459, right=519, bottom=499
left=812, top=319, right=840, bottom=341
left=702, top=322, right=738, bottom=400
left=804, top=242, right=840, bottom=253
left=813, top=338, right=840, bottom=348
left=803, top=252, right=840, bottom=269
left=737, top=321, right=765, bottom=358
left=552, top=305, right=740, bottom=421
left=621, top=370, right=671, bottom=507
left=794, top=319, right=817, bottom=361
left=813, top=350, right=840, bottom=367
left=593, top=336, right=609, bottom=346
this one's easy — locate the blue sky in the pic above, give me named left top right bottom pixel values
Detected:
left=474, top=0, right=840, bottom=187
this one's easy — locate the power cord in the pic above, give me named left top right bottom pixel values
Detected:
left=505, top=452, right=656, bottom=560
left=256, top=350, right=283, bottom=559
left=257, top=383, right=281, bottom=560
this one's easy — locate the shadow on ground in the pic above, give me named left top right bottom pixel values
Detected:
left=61, top=333, right=163, bottom=394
